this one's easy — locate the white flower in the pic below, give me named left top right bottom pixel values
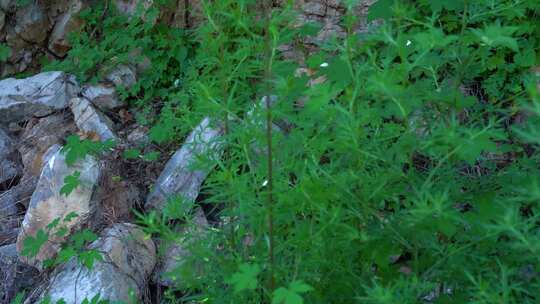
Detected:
left=320, top=62, right=329, bottom=68
left=406, top=40, right=412, bottom=47
left=262, top=180, right=268, bottom=187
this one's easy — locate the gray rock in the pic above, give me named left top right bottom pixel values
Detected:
left=18, top=113, right=78, bottom=178
left=0, top=128, right=22, bottom=188
left=0, top=177, right=38, bottom=219
left=14, top=2, right=49, bottom=43
left=69, top=97, right=117, bottom=141
left=39, top=223, right=155, bottom=304
left=114, top=0, right=153, bottom=17
left=16, top=144, right=101, bottom=270
left=0, top=71, right=79, bottom=124
left=145, top=117, right=223, bottom=210
left=81, top=84, right=125, bottom=111
left=0, top=227, right=19, bottom=246
left=0, top=10, right=5, bottom=32
left=0, top=244, right=39, bottom=303
left=126, top=126, right=149, bottom=146
left=154, top=208, right=207, bottom=287
left=105, top=64, right=137, bottom=88
left=0, top=0, right=16, bottom=13
left=48, top=0, right=86, bottom=57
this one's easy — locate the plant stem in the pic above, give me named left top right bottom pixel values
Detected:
left=262, top=0, right=275, bottom=296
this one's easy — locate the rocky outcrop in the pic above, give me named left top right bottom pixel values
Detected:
left=48, top=0, right=87, bottom=57
left=81, top=84, right=125, bottom=111
left=279, top=0, right=376, bottom=61
left=13, top=2, right=49, bottom=43
left=70, top=97, right=118, bottom=141
left=16, top=144, right=100, bottom=270
left=1, top=0, right=374, bottom=77
left=0, top=127, right=22, bottom=188
left=145, top=118, right=223, bottom=210
left=114, top=0, right=153, bottom=17
left=39, top=223, right=155, bottom=304
left=104, top=64, right=138, bottom=88
left=18, top=112, right=78, bottom=178
left=0, top=244, right=39, bottom=303
left=0, top=72, right=79, bottom=124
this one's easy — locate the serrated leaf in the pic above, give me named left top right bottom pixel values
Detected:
left=142, top=151, right=160, bottom=161
left=426, top=0, right=465, bottom=12
left=123, top=148, right=142, bottom=159
left=46, top=218, right=61, bottom=230
left=60, top=171, right=81, bottom=196
left=21, top=229, right=49, bottom=258
left=64, top=212, right=79, bottom=223
left=55, top=227, right=69, bottom=238
left=227, top=263, right=261, bottom=293
left=323, top=57, right=352, bottom=87
left=471, top=25, right=519, bottom=51
left=0, top=44, right=11, bottom=62
left=79, top=249, right=103, bottom=269
left=272, top=281, right=312, bottom=304
left=367, top=0, right=395, bottom=21
left=55, top=247, right=77, bottom=265
left=11, top=292, right=25, bottom=304
left=72, top=229, right=98, bottom=249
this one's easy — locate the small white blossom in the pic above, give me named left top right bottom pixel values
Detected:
left=320, top=62, right=329, bottom=68
left=406, top=40, right=412, bottom=47
left=262, top=180, right=268, bottom=187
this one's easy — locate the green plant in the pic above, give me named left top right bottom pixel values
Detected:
left=0, top=43, right=10, bottom=62
left=35, top=0, right=540, bottom=303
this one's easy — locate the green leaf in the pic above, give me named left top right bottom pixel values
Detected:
left=21, top=230, right=49, bottom=258
left=46, top=218, right=62, bottom=230
left=72, top=229, right=99, bottom=249
left=55, top=247, right=77, bottom=265
left=60, top=171, right=81, bottom=196
left=514, top=49, right=536, bottom=67
left=79, top=249, right=103, bottom=269
left=471, top=25, right=519, bottom=51
left=425, top=0, right=465, bottom=12
left=272, top=281, right=313, bottom=304
left=122, top=149, right=142, bottom=159
left=61, top=135, right=115, bottom=166
left=142, top=151, right=160, bottom=161
left=11, top=292, right=25, bottom=304
left=368, top=0, right=395, bottom=21
left=228, top=263, right=261, bottom=293
left=122, top=149, right=141, bottom=159
left=323, top=57, right=352, bottom=87
left=298, top=22, right=322, bottom=37
left=0, top=44, right=11, bottom=62
left=55, top=227, right=69, bottom=238
left=63, top=212, right=79, bottom=223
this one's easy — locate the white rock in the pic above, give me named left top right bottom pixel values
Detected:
left=0, top=71, right=79, bottom=124
left=39, top=223, right=155, bottom=304
left=145, top=117, right=223, bottom=210
left=69, top=97, right=117, bottom=141
left=81, top=84, right=125, bottom=111
left=105, top=64, right=137, bottom=88
left=16, top=144, right=100, bottom=270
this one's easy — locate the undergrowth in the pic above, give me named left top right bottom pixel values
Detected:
left=15, top=0, right=540, bottom=303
